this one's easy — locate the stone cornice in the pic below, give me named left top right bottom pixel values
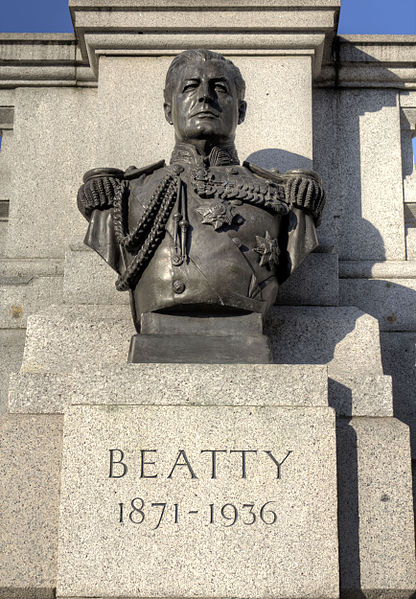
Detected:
left=317, top=34, right=416, bottom=89
left=2, top=15, right=416, bottom=90
left=69, top=0, right=340, bottom=79
left=0, top=33, right=94, bottom=87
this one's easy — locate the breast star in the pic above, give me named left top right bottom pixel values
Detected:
left=196, top=200, right=236, bottom=231
left=253, top=230, right=280, bottom=267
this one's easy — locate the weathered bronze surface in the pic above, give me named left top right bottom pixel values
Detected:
left=77, top=50, right=325, bottom=335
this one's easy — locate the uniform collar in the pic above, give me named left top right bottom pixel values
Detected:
left=170, top=142, right=240, bottom=168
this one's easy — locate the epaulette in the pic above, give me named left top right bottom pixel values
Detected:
left=78, top=160, right=166, bottom=221
left=243, top=161, right=322, bottom=186
left=243, top=161, right=286, bottom=185
left=82, top=160, right=166, bottom=184
left=243, top=162, right=325, bottom=225
left=123, top=160, right=166, bottom=180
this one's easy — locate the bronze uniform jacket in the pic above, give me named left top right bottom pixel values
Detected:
left=78, top=147, right=324, bottom=327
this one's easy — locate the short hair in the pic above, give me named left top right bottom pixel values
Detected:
left=164, top=49, right=246, bottom=104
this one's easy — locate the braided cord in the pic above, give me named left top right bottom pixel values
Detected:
left=115, top=176, right=178, bottom=291
left=113, top=174, right=176, bottom=251
left=237, top=189, right=289, bottom=215
left=196, top=180, right=289, bottom=215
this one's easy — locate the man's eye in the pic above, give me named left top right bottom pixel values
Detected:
left=183, top=83, right=198, bottom=92
left=215, top=84, right=227, bottom=93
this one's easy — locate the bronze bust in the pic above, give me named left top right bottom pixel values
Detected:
left=77, top=50, right=325, bottom=335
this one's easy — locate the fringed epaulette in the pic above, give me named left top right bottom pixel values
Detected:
left=77, top=161, right=166, bottom=221
left=244, top=162, right=325, bottom=226
left=284, top=173, right=325, bottom=226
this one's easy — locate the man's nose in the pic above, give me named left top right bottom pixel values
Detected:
left=198, top=82, right=214, bottom=103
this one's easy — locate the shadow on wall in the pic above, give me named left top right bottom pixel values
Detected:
left=314, top=80, right=400, bottom=261
left=245, top=149, right=312, bottom=173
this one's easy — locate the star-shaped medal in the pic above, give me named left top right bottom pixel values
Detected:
left=196, top=200, right=236, bottom=231
left=253, top=230, right=279, bottom=267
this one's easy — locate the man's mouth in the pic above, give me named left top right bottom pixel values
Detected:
left=192, top=109, right=219, bottom=118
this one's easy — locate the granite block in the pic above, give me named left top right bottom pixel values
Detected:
left=267, top=306, right=383, bottom=376
left=277, top=251, right=339, bottom=306
left=0, top=414, right=63, bottom=598
left=20, top=304, right=133, bottom=373
left=57, top=404, right=338, bottom=599
left=19, top=305, right=383, bottom=379
left=328, top=374, right=393, bottom=417
left=380, top=331, right=416, bottom=456
left=0, top=274, right=63, bottom=328
left=9, top=363, right=328, bottom=414
left=339, top=277, right=416, bottom=331
left=337, top=416, right=416, bottom=596
left=313, top=88, right=405, bottom=261
left=4, top=87, right=98, bottom=259
left=0, top=328, right=25, bottom=413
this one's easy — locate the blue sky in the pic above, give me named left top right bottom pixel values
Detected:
left=0, top=0, right=415, bottom=34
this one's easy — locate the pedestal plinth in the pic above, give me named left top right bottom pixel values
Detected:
left=57, top=403, right=338, bottom=599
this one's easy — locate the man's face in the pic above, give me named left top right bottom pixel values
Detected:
left=164, top=59, right=246, bottom=145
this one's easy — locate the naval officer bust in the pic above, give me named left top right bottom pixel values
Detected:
left=77, top=50, right=325, bottom=332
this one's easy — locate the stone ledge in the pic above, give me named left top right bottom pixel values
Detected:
left=339, top=260, right=416, bottom=279
left=69, top=0, right=339, bottom=77
left=84, top=32, right=327, bottom=78
left=9, top=363, right=328, bottom=414
left=0, top=34, right=94, bottom=87
left=9, top=367, right=394, bottom=418
left=0, top=258, right=64, bottom=278
left=16, top=304, right=383, bottom=376
left=317, top=35, right=416, bottom=89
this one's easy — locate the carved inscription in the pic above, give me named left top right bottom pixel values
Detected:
left=118, top=499, right=278, bottom=528
left=109, top=448, right=293, bottom=479
left=108, top=447, right=293, bottom=529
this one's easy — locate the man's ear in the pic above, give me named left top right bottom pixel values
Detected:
left=164, top=102, right=173, bottom=125
left=238, top=100, right=247, bottom=125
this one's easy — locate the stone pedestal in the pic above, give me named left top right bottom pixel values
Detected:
left=57, top=403, right=339, bottom=599
left=2, top=308, right=416, bottom=597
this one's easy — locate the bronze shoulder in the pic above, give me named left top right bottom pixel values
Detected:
left=77, top=160, right=166, bottom=221
left=243, top=161, right=325, bottom=226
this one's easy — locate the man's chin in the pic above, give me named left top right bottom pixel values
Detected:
left=184, top=123, right=224, bottom=140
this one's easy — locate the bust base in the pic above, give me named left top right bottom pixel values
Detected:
left=128, top=333, right=272, bottom=364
